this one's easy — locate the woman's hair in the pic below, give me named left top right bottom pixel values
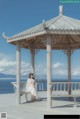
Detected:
left=29, top=73, right=34, bottom=78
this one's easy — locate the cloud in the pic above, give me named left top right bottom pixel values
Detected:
left=0, top=59, right=31, bottom=76
left=35, top=63, right=67, bottom=76
left=72, top=68, right=80, bottom=76
left=0, top=56, right=68, bottom=77
left=53, top=62, right=63, bottom=68
left=35, top=64, right=46, bottom=75
left=0, top=68, right=4, bottom=72
left=1, top=53, right=80, bottom=78
left=52, top=62, right=67, bottom=76
left=0, top=53, right=31, bottom=76
left=0, top=59, right=16, bottom=67
left=53, top=69, right=67, bottom=76
left=0, top=59, right=16, bottom=75
left=21, top=61, right=31, bottom=75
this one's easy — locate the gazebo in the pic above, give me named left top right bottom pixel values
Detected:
left=3, top=5, right=80, bottom=109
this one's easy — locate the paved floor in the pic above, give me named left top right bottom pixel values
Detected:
left=0, top=91, right=80, bottom=119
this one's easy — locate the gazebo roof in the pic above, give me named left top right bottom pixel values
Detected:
left=3, top=6, right=80, bottom=50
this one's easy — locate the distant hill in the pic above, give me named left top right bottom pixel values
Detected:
left=0, top=73, right=27, bottom=79
left=0, top=72, right=80, bottom=80
left=0, top=73, right=16, bottom=78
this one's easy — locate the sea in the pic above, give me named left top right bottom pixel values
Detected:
left=0, top=79, right=80, bottom=94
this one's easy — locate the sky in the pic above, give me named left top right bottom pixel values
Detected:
left=0, top=0, right=80, bottom=79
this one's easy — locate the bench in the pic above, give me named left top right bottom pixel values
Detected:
left=11, top=81, right=38, bottom=102
left=11, top=81, right=31, bottom=102
left=50, top=82, right=80, bottom=107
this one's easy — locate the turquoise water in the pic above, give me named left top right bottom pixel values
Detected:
left=0, top=79, right=80, bottom=94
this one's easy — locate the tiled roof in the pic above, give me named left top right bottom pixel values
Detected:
left=7, top=14, right=80, bottom=42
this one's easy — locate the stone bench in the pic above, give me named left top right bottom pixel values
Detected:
left=11, top=81, right=38, bottom=102
left=51, top=82, right=80, bottom=107
left=11, top=82, right=31, bottom=102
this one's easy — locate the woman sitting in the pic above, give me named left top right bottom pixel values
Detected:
left=26, top=73, right=39, bottom=101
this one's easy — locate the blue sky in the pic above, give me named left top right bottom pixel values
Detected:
left=0, top=0, right=80, bottom=79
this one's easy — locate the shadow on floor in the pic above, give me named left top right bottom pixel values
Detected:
left=52, top=97, right=80, bottom=108
left=52, top=103, right=80, bottom=108
left=21, top=97, right=80, bottom=106
left=52, top=104, right=73, bottom=108
left=52, top=97, right=80, bottom=102
left=22, top=97, right=46, bottom=104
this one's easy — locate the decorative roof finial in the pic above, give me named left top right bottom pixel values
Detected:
left=42, top=19, right=48, bottom=30
left=2, top=32, right=9, bottom=40
left=59, top=5, right=63, bottom=15
left=42, top=19, right=45, bottom=23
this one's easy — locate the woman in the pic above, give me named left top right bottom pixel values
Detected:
left=26, top=73, right=39, bottom=101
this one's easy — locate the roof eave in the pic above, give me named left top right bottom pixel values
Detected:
left=7, top=30, right=46, bottom=43
left=3, top=29, right=80, bottom=44
left=49, top=29, right=80, bottom=35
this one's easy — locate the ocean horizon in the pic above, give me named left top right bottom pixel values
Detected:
left=0, top=78, right=80, bottom=94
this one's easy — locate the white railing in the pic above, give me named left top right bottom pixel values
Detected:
left=11, top=80, right=47, bottom=92
left=36, top=80, right=47, bottom=91
left=50, top=82, right=80, bottom=107
left=51, top=82, right=80, bottom=96
left=11, top=81, right=80, bottom=107
left=11, top=81, right=27, bottom=92
left=11, top=81, right=80, bottom=93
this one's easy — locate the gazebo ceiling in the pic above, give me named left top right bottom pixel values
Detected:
left=3, top=6, right=80, bottom=50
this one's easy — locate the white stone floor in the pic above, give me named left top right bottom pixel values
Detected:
left=0, top=91, right=80, bottom=119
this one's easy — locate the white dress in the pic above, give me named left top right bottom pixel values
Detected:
left=26, top=78, right=38, bottom=99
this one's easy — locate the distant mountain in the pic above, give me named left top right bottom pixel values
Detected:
left=0, top=73, right=16, bottom=78
left=0, top=72, right=80, bottom=80
left=0, top=73, right=28, bottom=79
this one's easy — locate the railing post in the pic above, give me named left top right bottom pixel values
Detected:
left=74, top=96, right=76, bottom=107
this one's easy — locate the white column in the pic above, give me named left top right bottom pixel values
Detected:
left=68, top=47, right=71, bottom=95
left=46, top=36, right=52, bottom=109
left=31, top=49, right=35, bottom=75
left=16, top=45, right=21, bottom=104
